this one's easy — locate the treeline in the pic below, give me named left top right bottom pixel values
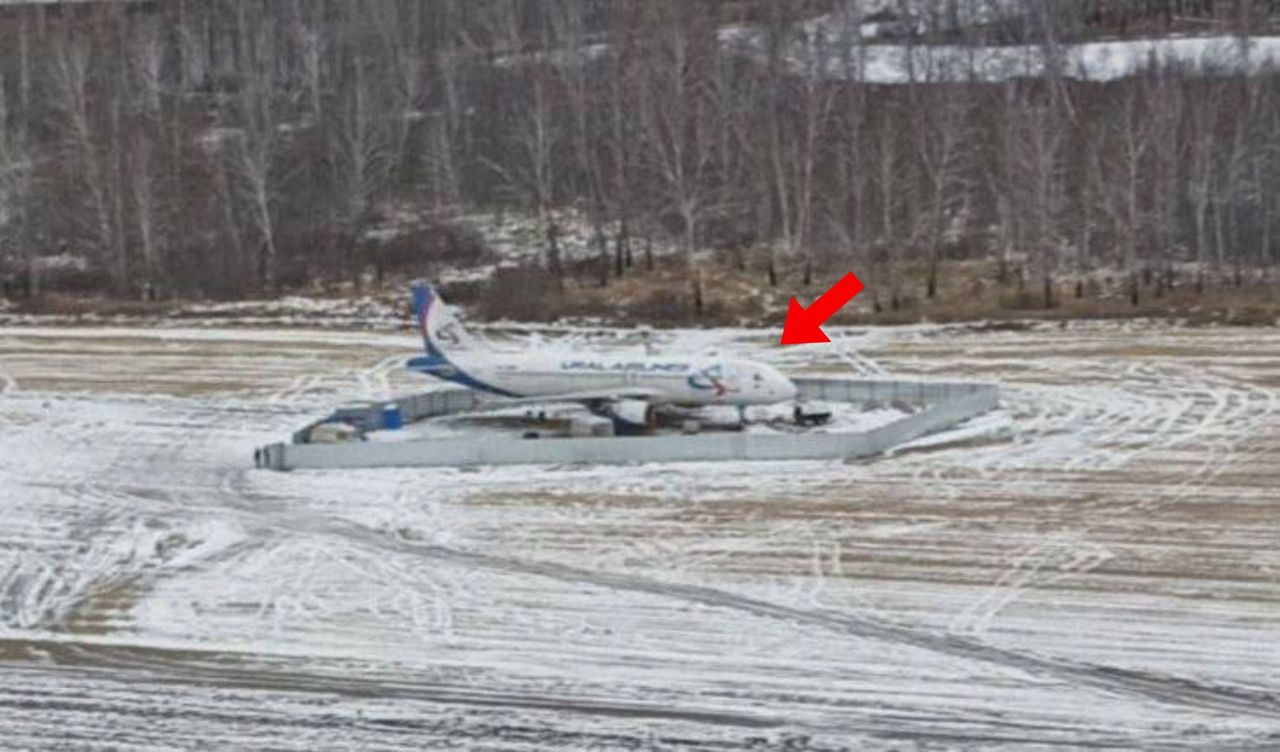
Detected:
left=0, top=0, right=1278, bottom=308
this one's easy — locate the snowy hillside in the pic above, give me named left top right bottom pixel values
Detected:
left=721, top=18, right=1280, bottom=83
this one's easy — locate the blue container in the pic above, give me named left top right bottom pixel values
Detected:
left=381, top=404, right=404, bottom=431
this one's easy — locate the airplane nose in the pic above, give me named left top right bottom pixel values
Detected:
left=778, top=377, right=798, bottom=401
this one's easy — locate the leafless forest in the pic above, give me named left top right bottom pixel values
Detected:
left=1, top=0, right=1279, bottom=317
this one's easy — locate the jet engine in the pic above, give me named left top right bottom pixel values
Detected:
left=601, top=399, right=655, bottom=431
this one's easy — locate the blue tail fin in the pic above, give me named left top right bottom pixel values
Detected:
left=410, top=281, right=482, bottom=359
left=410, top=282, right=443, bottom=358
left=407, top=281, right=514, bottom=397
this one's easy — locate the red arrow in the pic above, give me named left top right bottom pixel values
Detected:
left=780, top=272, right=865, bottom=345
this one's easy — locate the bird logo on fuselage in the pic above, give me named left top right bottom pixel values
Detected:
left=687, top=365, right=733, bottom=397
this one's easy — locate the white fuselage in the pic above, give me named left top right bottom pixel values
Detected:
left=406, top=281, right=798, bottom=408
left=446, top=349, right=797, bottom=406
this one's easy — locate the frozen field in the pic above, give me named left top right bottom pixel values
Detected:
left=1, top=321, right=1278, bottom=749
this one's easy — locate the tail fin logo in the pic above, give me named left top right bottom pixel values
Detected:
left=412, top=281, right=482, bottom=356
left=435, top=321, right=463, bottom=348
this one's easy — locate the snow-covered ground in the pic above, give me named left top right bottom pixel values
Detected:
left=1, top=321, right=1279, bottom=748
left=0, top=298, right=408, bottom=331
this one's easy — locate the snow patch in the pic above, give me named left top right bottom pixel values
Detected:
left=722, top=21, right=1280, bottom=83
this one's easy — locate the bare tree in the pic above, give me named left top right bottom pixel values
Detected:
left=1185, top=81, right=1221, bottom=273
left=479, top=0, right=563, bottom=274
left=707, top=36, right=753, bottom=272
left=639, top=1, right=718, bottom=311
left=778, top=19, right=838, bottom=285
left=1106, top=82, right=1152, bottom=289
left=290, top=0, right=327, bottom=120
left=49, top=15, right=126, bottom=292
left=369, top=0, right=437, bottom=192
left=913, top=83, right=973, bottom=300
left=0, top=73, right=34, bottom=296
left=219, top=3, right=289, bottom=293
left=1008, top=88, right=1068, bottom=307
left=548, top=0, right=611, bottom=285
left=328, top=50, right=393, bottom=282
left=871, top=107, right=906, bottom=308
left=1142, top=66, right=1185, bottom=294
left=126, top=15, right=169, bottom=299
left=602, top=3, right=646, bottom=274
left=824, top=5, right=871, bottom=275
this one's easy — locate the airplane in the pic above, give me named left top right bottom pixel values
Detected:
left=405, top=282, right=798, bottom=429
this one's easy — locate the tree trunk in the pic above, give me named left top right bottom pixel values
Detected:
left=256, top=194, right=277, bottom=293
left=545, top=220, right=563, bottom=277
left=614, top=219, right=627, bottom=276
left=27, top=258, right=39, bottom=299
left=692, top=268, right=704, bottom=318
left=595, top=222, right=609, bottom=288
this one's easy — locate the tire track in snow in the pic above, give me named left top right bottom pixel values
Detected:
left=0, top=635, right=1212, bottom=748
left=0, top=639, right=786, bottom=731
left=888, top=347, right=1279, bottom=638
left=213, top=465, right=1280, bottom=724
left=0, top=395, right=267, bottom=635
left=399, top=540, right=1280, bottom=721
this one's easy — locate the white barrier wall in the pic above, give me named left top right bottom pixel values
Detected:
left=256, top=377, right=999, bottom=471
left=399, top=388, right=481, bottom=420
left=793, top=377, right=994, bottom=404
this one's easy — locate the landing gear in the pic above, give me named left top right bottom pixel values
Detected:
left=737, top=404, right=748, bottom=428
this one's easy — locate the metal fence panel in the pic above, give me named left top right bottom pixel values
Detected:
left=260, top=377, right=1000, bottom=471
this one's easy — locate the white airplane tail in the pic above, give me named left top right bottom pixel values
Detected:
left=410, top=282, right=485, bottom=359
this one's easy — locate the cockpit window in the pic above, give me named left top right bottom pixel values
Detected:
left=753, top=373, right=763, bottom=382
